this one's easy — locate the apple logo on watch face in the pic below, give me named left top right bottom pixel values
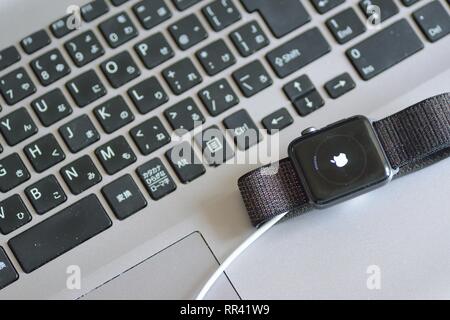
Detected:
left=330, top=153, right=349, bottom=168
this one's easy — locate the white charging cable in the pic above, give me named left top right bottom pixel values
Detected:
left=195, top=212, right=288, bottom=300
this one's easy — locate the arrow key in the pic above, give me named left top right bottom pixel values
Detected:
left=24, top=134, right=66, bottom=173
left=324, top=72, right=356, bottom=99
left=262, top=108, right=294, bottom=135
left=283, top=75, right=315, bottom=102
left=293, top=90, right=325, bottom=117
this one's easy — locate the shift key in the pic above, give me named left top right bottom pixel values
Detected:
left=266, top=27, right=331, bottom=78
left=346, top=19, right=424, bottom=80
left=9, top=194, right=112, bottom=273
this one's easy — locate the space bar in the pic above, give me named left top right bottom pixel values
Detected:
left=9, top=195, right=112, bottom=273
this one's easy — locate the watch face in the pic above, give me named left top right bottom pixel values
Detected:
left=288, top=116, right=392, bottom=206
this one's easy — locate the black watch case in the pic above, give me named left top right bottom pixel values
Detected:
left=288, top=116, right=393, bottom=207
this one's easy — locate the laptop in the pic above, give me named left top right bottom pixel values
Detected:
left=0, top=0, right=449, bottom=299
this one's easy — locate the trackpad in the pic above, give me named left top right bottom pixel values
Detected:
left=80, top=232, right=240, bottom=300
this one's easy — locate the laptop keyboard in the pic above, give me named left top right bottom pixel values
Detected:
left=0, top=0, right=449, bottom=290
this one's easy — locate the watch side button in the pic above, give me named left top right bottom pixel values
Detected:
left=302, top=127, right=318, bottom=136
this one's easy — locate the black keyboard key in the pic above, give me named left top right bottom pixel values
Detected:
left=9, top=194, right=112, bottom=273
left=402, top=0, right=421, bottom=6
left=0, top=153, right=30, bottom=193
left=266, top=27, right=331, bottom=78
left=130, top=117, right=171, bottom=155
left=0, top=67, right=36, bottom=105
left=24, top=134, right=65, bottom=173
left=81, top=0, right=110, bottom=22
left=135, top=33, right=174, bottom=69
left=137, top=158, right=177, bottom=200
left=133, top=0, right=172, bottom=30
left=165, top=98, right=205, bottom=134
left=94, top=96, right=134, bottom=133
left=413, top=0, right=450, bottom=43
left=0, top=195, right=31, bottom=235
left=0, top=46, right=21, bottom=72
left=346, top=19, right=424, bottom=81
left=31, top=89, right=72, bottom=127
left=166, top=142, right=206, bottom=184
left=102, top=174, right=147, bottom=220
left=0, top=107, right=38, bottom=146
left=198, top=79, right=239, bottom=116
left=0, top=247, right=18, bottom=290
left=162, top=58, right=203, bottom=95
left=25, top=175, right=67, bottom=215
left=111, top=0, right=129, bottom=6
left=99, top=12, right=139, bottom=48
left=66, top=70, right=107, bottom=107
left=324, top=72, right=356, bottom=99
left=230, top=21, right=270, bottom=57
left=21, top=29, right=51, bottom=54
left=232, top=61, right=273, bottom=97
left=60, top=156, right=102, bottom=195
left=203, top=0, right=241, bottom=31
left=127, top=77, right=168, bottom=114
left=262, top=108, right=293, bottom=134
left=194, top=126, right=234, bottom=167
left=95, top=136, right=137, bottom=175
left=223, top=110, right=261, bottom=150
left=30, top=49, right=71, bottom=86
left=326, top=8, right=366, bottom=44
left=240, top=0, right=311, bottom=38
left=169, top=14, right=208, bottom=50
left=293, top=90, right=324, bottom=116
left=100, top=51, right=140, bottom=88
left=196, top=40, right=236, bottom=76
left=359, top=0, right=399, bottom=23
left=50, top=15, right=77, bottom=39
left=65, top=30, right=105, bottom=67
left=172, top=0, right=202, bottom=11
left=59, top=115, right=100, bottom=153
left=311, top=0, right=345, bottom=14
left=283, top=75, right=315, bottom=102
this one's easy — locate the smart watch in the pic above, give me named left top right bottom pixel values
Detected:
left=238, top=93, right=450, bottom=227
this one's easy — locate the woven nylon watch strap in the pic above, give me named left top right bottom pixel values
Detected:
left=238, top=93, right=450, bottom=227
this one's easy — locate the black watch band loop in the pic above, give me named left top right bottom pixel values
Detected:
left=238, top=93, right=450, bottom=227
